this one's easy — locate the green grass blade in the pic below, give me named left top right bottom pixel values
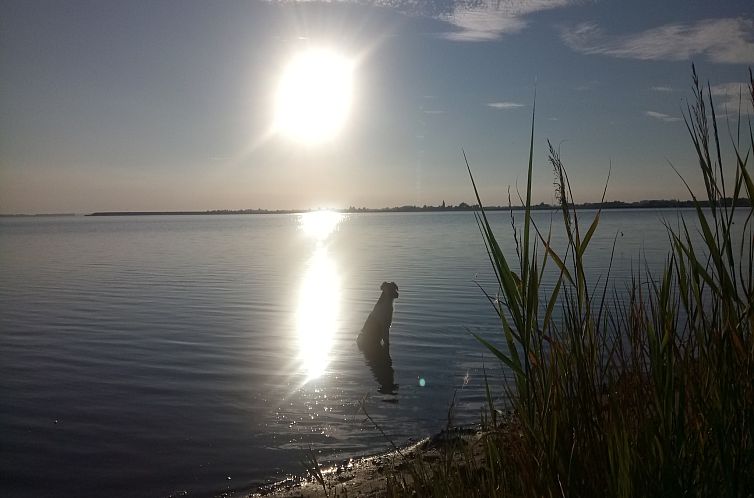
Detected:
left=473, top=333, right=524, bottom=378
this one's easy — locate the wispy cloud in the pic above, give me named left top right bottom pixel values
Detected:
left=272, top=1, right=577, bottom=42
left=645, top=110, right=681, bottom=123
left=562, top=18, right=754, bottom=64
left=651, top=86, right=675, bottom=92
left=440, top=0, right=574, bottom=42
left=487, top=101, right=525, bottom=109
left=709, top=82, right=754, bottom=115
left=575, top=80, right=601, bottom=91
left=422, top=109, right=446, bottom=115
left=441, top=9, right=527, bottom=41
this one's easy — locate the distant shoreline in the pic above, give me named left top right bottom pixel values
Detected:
left=1, top=198, right=749, bottom=217
left=82, top=198, right=753, bottom=216
left=0, top=213, right=78, bottom=218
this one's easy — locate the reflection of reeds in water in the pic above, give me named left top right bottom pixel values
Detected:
left=358, top=340, right=398, bottom=395
left=384, top=66, right=754, bottom=496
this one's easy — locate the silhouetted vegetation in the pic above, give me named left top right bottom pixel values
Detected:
left=379, top=66, right=754, bottom=497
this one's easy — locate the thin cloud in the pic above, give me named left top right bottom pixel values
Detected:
left=645, top=110, right=681, bottom=123
left=562, top=18, right=754, bottom=64
left=271, top=1, right=577, bottom=42
left=440, top=0, right=574, bottom=42
left=575, top=80, right=600, bottom=91
left=487, top=101, right=526, bottom=109
left=422, top=109, right=446, bottom=115
left=442, top=9, right=527, bottom=41
left=651, top=86, right=675, bottom=92
left=709, top=82, right=754, bottom=115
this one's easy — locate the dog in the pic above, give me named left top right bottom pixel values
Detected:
left=357, top=281, right=399, bottom=349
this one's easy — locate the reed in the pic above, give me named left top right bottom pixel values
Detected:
left=389, top=66, right=754, bottom=497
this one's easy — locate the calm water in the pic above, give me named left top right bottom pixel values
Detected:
left=0, top=210, right=724, bottom=497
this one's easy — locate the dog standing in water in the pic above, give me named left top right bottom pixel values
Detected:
left=357, top=281, right=399, bottom=349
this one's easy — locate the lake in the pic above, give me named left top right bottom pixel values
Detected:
left=0, top=209, right=717, bottom=497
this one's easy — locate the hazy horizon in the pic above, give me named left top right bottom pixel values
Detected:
left=2, top=0, right=753, bottom=214
left=3, top=196, right=736, bottom=216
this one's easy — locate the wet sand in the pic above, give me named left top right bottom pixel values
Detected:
left=241, top=423, right=504, bottom=498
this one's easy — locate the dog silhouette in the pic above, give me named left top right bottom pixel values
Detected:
left=357, top=281, right=399, bottom=349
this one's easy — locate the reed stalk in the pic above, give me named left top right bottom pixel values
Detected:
left=391, top=65, right=754, bottom=497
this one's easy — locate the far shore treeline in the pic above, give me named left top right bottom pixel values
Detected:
left=1, top=198, right=749, bottom=217
left=82, top=197, right=750, bottom=216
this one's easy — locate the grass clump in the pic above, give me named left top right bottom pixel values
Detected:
left=389, top=66, right=754, bottom=497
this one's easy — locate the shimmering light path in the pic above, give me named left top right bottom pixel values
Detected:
left=296, top=211, right=345, bottom=380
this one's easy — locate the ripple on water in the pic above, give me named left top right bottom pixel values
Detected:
left=0, top=209, right=733, bottom=498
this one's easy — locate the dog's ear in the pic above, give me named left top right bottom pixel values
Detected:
left=389, top=282, right=399, bottom=298
left=380, top=281, right=389, bottom=291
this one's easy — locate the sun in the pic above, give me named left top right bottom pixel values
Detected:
left=274, top=48, right=354, bottom=144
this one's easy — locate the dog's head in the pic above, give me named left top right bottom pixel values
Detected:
left=380, top=281, right=399, bottom=299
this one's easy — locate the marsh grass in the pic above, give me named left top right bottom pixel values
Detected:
left=385, top=66, right=754, bottom=497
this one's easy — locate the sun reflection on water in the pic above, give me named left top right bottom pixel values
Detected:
left=299, top=209, right=345, bottom=241
left=296, top=211, right=345, bottom=381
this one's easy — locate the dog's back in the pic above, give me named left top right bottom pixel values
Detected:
left=358, top=281, right=399, bottom=348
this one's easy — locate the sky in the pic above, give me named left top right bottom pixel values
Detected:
left=1, top=0, right=753, bottom=214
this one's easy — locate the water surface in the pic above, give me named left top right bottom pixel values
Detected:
left=0, top=209, right=718, bottom=497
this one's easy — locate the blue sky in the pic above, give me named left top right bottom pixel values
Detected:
left=1, top=0, right=753, bottom=213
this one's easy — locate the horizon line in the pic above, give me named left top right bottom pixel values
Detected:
left=2, top=197, right=749, bottom=217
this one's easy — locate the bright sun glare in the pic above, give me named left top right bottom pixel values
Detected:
left=274, top=49, right=354, bottom=144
